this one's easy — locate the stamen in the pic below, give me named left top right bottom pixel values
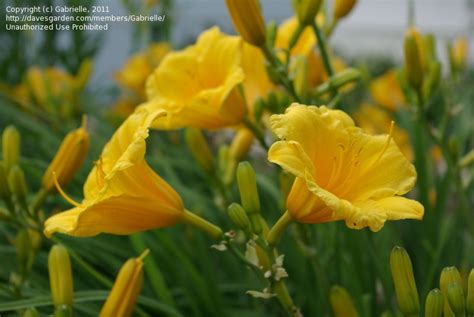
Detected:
left=375, top=121, right=394, bottom=165
left=53, top=172, right=81, bottom=207
left=138, top=249, right=150, bottom=260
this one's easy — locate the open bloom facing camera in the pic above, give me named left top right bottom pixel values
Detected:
left=268, top=103, right=424, bottom=231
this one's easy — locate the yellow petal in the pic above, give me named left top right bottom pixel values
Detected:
left=45, top=195, right=182, bottom=237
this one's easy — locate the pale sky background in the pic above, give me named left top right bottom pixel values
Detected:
left=91, top=0, right=474, bottom=85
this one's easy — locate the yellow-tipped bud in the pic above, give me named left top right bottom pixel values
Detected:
left=293, top=0, right=322, bottom=26
left=467, top=269, right=474, bottom=314
left=390, top=246, right=420, bottom=315
left=48, top=244, right=74, bottom=308
left=329, top=285, right=359, bottom=317
left=41, top=119, right=90, bottom=193
left=440, top=266, right=463, bottom=317
left=266, top=21, right=278, bottom=48
left=2, top=125, right=21, bottom=172
left=0, top=163, right=11, bottom=199
left=75, top=59, right=93, bottom=90
left=404, top=27, right=425, bottom=90
left=236, top=161, right=261, bottom=234
left=225, top=0, right=266, bottom=47
left=229, top=129, right=254, bottom=162
left=8, top=165, right=28, bottom=203
left=100, top=250, right=148, bottom=317
left=185, top=128, right=214, bottom=173
left=452, top=37, right=468, bottom=71
left=333, top=0, right=357, bottom=20
left=425, top=289, right=443, bottom=317
left=292, top=56, right=310, bottom=99
left=447, top=282, right=465, bottom=316
left=228, top=203, right=251, bottom=233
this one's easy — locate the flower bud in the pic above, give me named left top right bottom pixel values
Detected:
left=8, top=165, right=28, bottom=203
left=333, top=0, right=357, bottom=20
left=404, top=27, right=424, bottom=90
left=449, top=37, right=468, bottom=73
left=425, top=289, right=443, bottom=317
left=185, top=128, right=214, bottom=173
left=228, top=203, right=251, bottom=233
left=467, top=269, right=474, bottom=314
left=447, top=282, right=465, bottom=317
left=292, top=56, right=309, bottom=99
left=75, top=59, right=93, bottom=90
left=229, top=129, right=254, bottom=162
left=0, top=163, right=11, bottom=199
left=440, top=266, right=463, bottom=317
left=293, top=0, right=322, bottom=26
left=48, top=244, right=74, bottom=308
left=266, top=21, right=278, bottom=48
left=390, top=246, right=420, bottom=315
left=2, top=125, right=21, bottom=172
left=100, top=250, right=148, bottom=317
left=329, top=285, right=359, bottom=317
left=236, top=162, right=261, bottom=234
left=422, top=61, right=441, bottom=100
left=314, top=68, right=361, bottom=96
left=423, top=34, right=437, bottom=63
left=42, top=119, right=90, bottom=192
left=225, top=0, right=266, bottom=47
left=16, top=229, right=36, bottom=277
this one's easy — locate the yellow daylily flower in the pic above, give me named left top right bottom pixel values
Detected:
left=276, top=17, right=316, bottom=58
left=44, top=108, right=185, bottom=237
left=354, top=104, right=412, bottom=161
left=268, top=103, right=423, bottom=231
left=145, top=27, right=246, bottom=130
left=370, top=70, right=406, bottom=111
left=115, top=43, right=170, bottom=98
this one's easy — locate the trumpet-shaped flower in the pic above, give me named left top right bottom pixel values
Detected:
left=145, top=27, right=246, bottom=130
left=44, top=108, right=185, bottom=237
left=268, top=104, right=423, bottom=231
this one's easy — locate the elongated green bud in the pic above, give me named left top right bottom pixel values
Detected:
left=185, top=128, right=214, bottom=173
left=425, top=289, right=443, bottom=317
left=229, top=129, right=254, bottom=162
left=266, top=21, right=278, bottom=48
left=225, top=0, right=266, bottom=47
left=467, top=269, right=474, bottom=314
left=423, top=61, right=441, bottom=100
left=423, top=34, right=437, bottom=63
left=48, top=244, right=74, bottom=308
left=16, top=229, right=33, bottom=277
left=447, top=282, right=465, bottom=317
left=8, top=165, right=28, bottom=203
left=292, top=56, right=309, bottom=99
left=2, top=125, right=21, bottom=172
left=404, top=27, right=424, bottom=90
left=440, top=266, right=463, bottom=317
left=293, top=0, right=322, bottom=26
left=0, top=163, right=11, bottom=199
left=329, top=285, right=359, bottom=317
left=228, top=203, right=251, bottom=233
left=237, top=162, right=261, bottom=234
left=314, top=68, right=361, bottom=96
left=390, top=246, right=420, bottom=315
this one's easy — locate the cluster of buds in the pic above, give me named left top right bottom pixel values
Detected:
left=390, top=246, right=474, bottom=317
left=403, top=28, right=441, bottom=101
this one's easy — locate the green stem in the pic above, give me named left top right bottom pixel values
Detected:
left=244, top=118, right=268, bottom=150
left=182, top=210, right=223, bottom=240
left=267, top=211, right=293, bottom=247
left=273, top=279, right=298, bottom=317
left=260, top=45, right=302, bottom=103
left=30, top=188, right=49, bottom=214
left=312, top=21, right=334, bottom=77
